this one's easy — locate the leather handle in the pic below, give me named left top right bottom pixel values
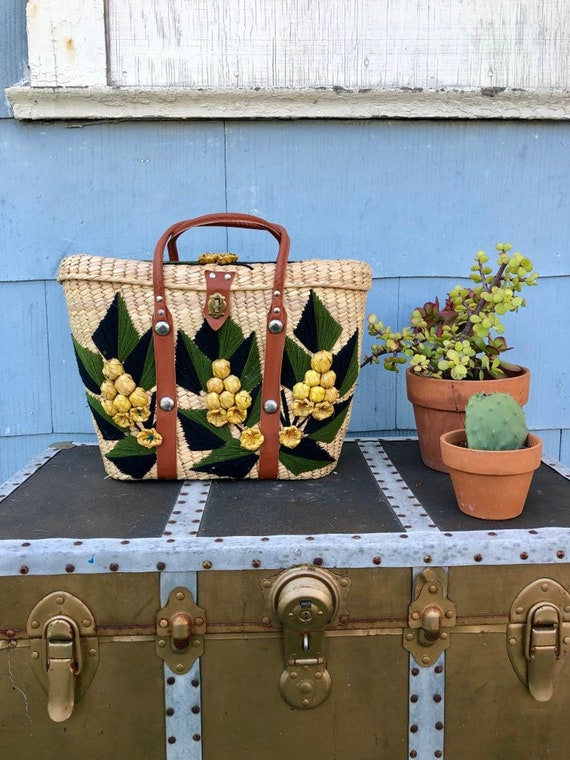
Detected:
left=152, top=213, right=291, bottom=479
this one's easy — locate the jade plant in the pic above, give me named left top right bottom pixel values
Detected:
left=465, top=392, right=529, bottom=450
left=362, top=244, right=538, bottom=380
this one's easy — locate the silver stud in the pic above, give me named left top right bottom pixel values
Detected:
left=159, top=396, right=175, bottom=411
left=263, top=399, right=279, bottom=414
left=273, top=307, right=281, bottom=314
left=224, top=273, right=232, bottom=280
left=209, top=272, right=217, bottom=279
left=157, top=308, right=165, bottom=316
left=268, top=319, right=284, bottom=334
left=154, top=321, right=171, bottom=336
left=156, top=295, right=164, bottom=302
left=273, top=290, right=281, bottom=297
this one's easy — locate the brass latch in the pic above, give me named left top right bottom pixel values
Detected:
left=507, top=578, right=570, bottom=701
left=262, top=565, right=351, bottom=710
left=155, top=587, right=206, bottom=674
left=403, top=568, right=456, bottom=666
left=27, top=592, right=99, bottom=722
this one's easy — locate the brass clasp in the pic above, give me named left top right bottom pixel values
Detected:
left=155, top=587, right=206, bottom=674
left=403, top=568, right=456, bottom=666
left=207, top=292, right=227, bottom=319
left=27, top=591, right=99, bottom=722
left=507, top=579, right=570, bottom=701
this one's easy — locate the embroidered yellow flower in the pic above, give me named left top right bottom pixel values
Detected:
left=292, top=381, right=310, bottom=400
left=279, top=426, right=303, bottom=449
left=292, top=398, right=314, bottom=418
left=206, top=376, right=224, bottom=394
left=130, top=406, right=151, bottom=423
left=100, top=380, right=118, bottom=400
left=101, top=399, right=117, bottom=416
left=324, top=387, right=339, bottom=404
left=309, top=385, right=326, bottom=403
left=234, top=390, right=252, bottom=410
left=240, top=427, right=264, bottom=451
left=312, top=401, right=334, bottom=421
left=304, top=369, right=321, bottom=387
left=102, top=358, right=124, bottom=381
left=219, top=390, right=235, bottom=409
left=212, top=359, right=231, bottom=380
left=113, top=394, right=132, bottom=413
left=206, top=408, right=228, bottom=427
left=114, top=373, right=137, bottom=396
left=319, top=370, right=336, bottom=389
left=204, top=392, right=221, bottom=410
left=311, top=350, right=333, bottom=373
left=136, top=428, right=163, bottom=448
left=112, top=412, right=132, bottom=428
left=129, top=387, right=148, bottom=408
left=223, top=374, right=241, bottom=394
left=227, top=406, right=247, bottom=425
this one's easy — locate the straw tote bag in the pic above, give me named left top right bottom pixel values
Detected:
left=58, top=213, right=372, bottom=480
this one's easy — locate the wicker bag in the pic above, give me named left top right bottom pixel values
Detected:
left=58, top=213, right=372, bottom=480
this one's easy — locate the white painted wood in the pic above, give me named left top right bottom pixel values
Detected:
left=26, top=0, right=107, bottom=87
left=10, top=0, right=570, bottom=119
left=6, top=84, right=570, bottom=121
left=107, top=0, right=570, bottom=91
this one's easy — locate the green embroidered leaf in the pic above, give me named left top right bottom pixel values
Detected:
left=282, top=337, right=312, bottom=388
left=230, top=333, right=262, bottom=391
left=105, top=436, right=156, bottom=479
left=294, top=290, right=342, bottom=353
left=177, top=331, right=212, bottom=393
left=124, top=328, right=155, bottom=389
left=178, top=408, right=233, bottom=450
left=192, top=441, right=258, bottom=478
left=117, top=294, right=141, bottom=362
left=335, top=331, right=360, bottom=397
left=279, top=437, right=334, bottom=475
left=86, top=395, right=125, bottom=440
left=246, top=386, right=262, bottom=426
left=306, top=399, right=351, bottom=443
left=72, top=337, right=104, bottom=394
left=218, top=317, right=246, bottom=360
left=106, top=435, right=152, bottom=459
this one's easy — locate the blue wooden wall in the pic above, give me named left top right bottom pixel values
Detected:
left=1, top=3, right=569, bottom=483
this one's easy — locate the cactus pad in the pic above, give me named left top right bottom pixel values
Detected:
left=465, top=392, right=529, bottom=451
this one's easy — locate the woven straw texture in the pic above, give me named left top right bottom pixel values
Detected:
left=59, top=254, right=372, bottom=481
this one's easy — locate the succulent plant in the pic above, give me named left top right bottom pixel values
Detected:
left=464, top=392, right=529, bottom=451
left=362, top=244, right=538, bottom=380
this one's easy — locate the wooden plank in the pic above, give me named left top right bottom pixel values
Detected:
left=108, top=0, right=570, bottom=92
left=26, top=0, right=107, bottom=87
left=0, top=0, right=27, bottom=119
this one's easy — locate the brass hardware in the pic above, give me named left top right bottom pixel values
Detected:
left=207, top=292, right=227, bottom=320
left=262, top=565, right=351, bottom=710
left=507, top=578, right=570, bottom=701
left=403, top=568, right=456, bottom=666
left=27, top=591, right=99, bottom=722
left=155, top=587, right=206, bottom=674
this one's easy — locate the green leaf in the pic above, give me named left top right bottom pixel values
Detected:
left=282, top=337, right=312, bottom=388
left=177, top=331, right=212, bottom=392
left=106, top=435, right=154, bottom=459
left=232, top=334, right=262, bottom=392
left=218, top=317, right=246, bottom=360
left=86, top=395, right=125, bottom=440
left=335, top=332, right=360, bottom=398
left=178, top=408, right=233, bottom=449
left=192, top=440, right=259, bottom=478
left=72, top=337, right=104, bottom=393
left=117, top=295, right=141, bottom=362
left=294, top=290, right=342, bottom=353
left=279, top=450, right=334, bottom=476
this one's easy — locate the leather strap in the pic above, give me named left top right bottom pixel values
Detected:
left=152, top=213, right=291, bottom=479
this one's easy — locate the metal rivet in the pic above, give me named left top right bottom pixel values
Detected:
left=55, top=596, right=65, bottom=605
left=175, top=591, right=185, bottom=600
left=158, top=639, right=167, bottom=648
left=155, top=321, right=171, bottom=336
left=31, top=651, right=40, bottom=659
left=157, top=308, right=165, bottom=316
left=273, top=307, right=281, bottom=314
left=31, top=620, right=40, bottom=629
left=175, top=664, right=185, bottom=673
left=263, top=399, right=278, bottom=414
left=209, top=272, right=217, bottom=279
left=273, top=290, right=281, bottom=297
left=160, top=396, right=175, bottom=411
left=224, top=273, right=232, bottom=280
left=156, top=295, right=164, bottom=302
left=268, top=319, right=284, bottom=334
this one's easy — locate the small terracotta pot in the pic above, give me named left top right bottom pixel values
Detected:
left=406, top=367, right=531, bottom=472
left=440, top=429, right=543, bottom=520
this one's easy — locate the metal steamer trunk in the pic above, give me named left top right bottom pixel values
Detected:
left=1, top=440, right=569, bottom=760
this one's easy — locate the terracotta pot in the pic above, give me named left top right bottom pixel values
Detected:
left=406, top=366, right=531, bottom=472
left=440, top=429, right=543, bottom=520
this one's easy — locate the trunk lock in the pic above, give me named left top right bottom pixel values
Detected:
left=155, top=587, right=206, bottom=674
left=403, top=568, right=456, bottom=666
left=262, top=565, right=351, bottom=710
left=27, top=591, right=99, bottom=722
left=507, top=578, right=570, bottom=701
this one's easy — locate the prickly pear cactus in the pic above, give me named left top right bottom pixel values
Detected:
left=465, top=392, right=529, bottom=450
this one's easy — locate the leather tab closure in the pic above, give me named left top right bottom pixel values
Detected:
left=203, top=269, right=235, bottom=330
